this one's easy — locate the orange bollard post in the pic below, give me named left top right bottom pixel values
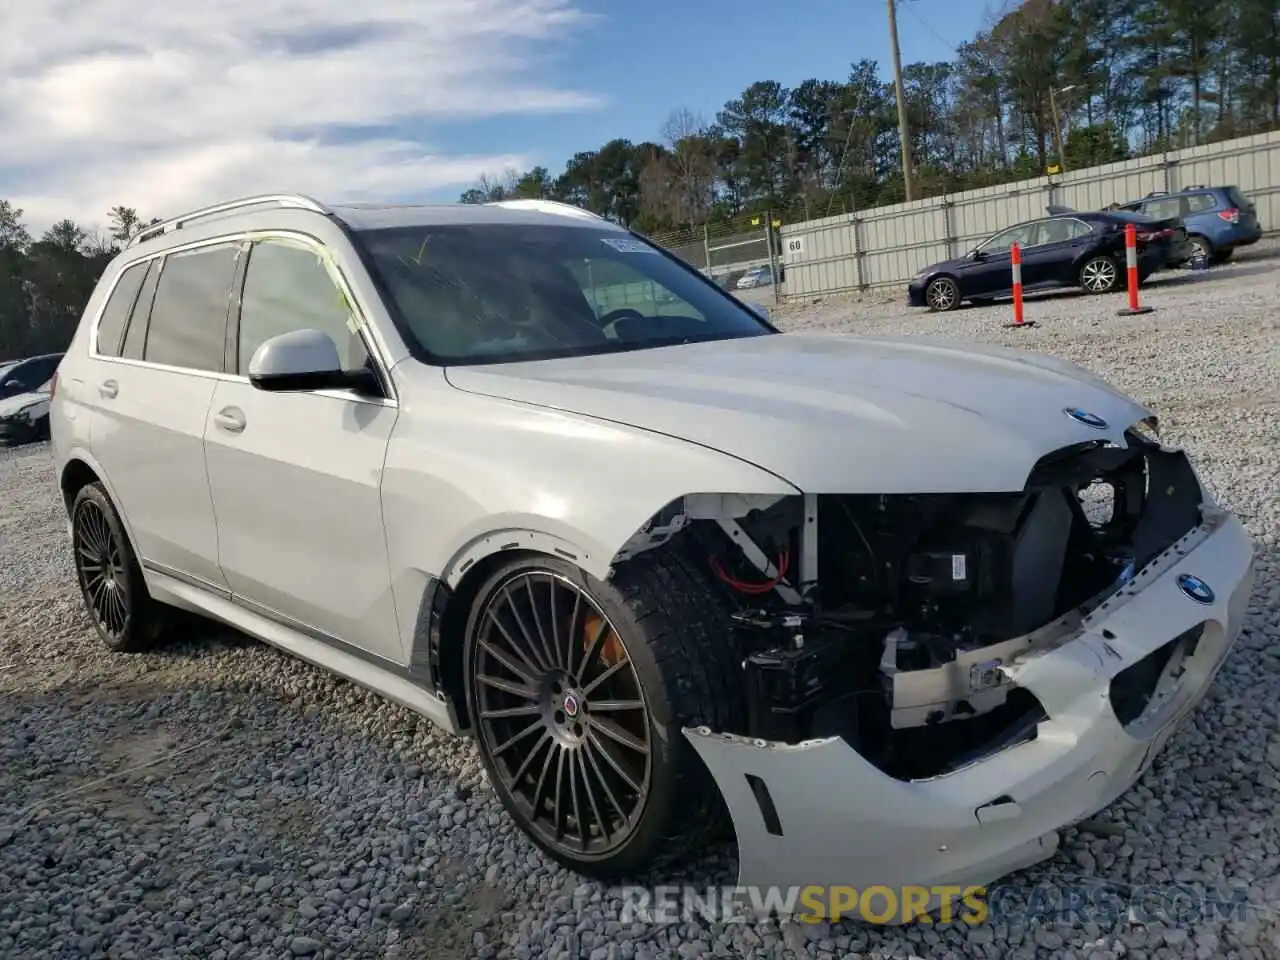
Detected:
left=1003, top=240, right=1036, bottom=328
left=1116, top=222, right=1154, bottom=316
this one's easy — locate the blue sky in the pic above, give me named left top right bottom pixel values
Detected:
left=425, top=0, right=997, bottom=193
left=3, top=0, right=996, bottom=232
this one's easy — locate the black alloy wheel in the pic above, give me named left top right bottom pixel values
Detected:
left=70, top=483, right=167, bottom=652
left=470, top=569, right=652, bottom=862
left=74, top=495, right=130, bottom=642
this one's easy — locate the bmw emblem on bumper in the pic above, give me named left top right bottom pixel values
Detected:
left=1064, top=408, right=1108, bottom=429
left=1176, top=573, right=1215, bottom=604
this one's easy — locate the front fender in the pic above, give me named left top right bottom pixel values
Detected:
left=379, top=369, right=799, bottom=654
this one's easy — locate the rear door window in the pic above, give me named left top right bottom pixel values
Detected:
left=1184, top=193, right=1217, bottom=214
left=95, top=262, right=149, bottom=357
left=1140, top=196, right=1182, bottom=220
left=143, top=244, right=240, bottom=372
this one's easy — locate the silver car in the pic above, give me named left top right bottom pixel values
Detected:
left=50, top=193, right=1254, bottom=920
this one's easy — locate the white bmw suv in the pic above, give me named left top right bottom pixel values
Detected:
left=51, top=193, right=1253, bottom=919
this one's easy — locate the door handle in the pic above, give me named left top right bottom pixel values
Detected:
left=213, top=406, right=246, bottom=433
left=99, top=379, right=118, bottom=399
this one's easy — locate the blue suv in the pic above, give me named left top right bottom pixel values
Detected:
left=1117, top=185, right=1262, bottom=264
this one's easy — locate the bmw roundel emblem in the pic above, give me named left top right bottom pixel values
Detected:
left=1176, top=573, right=1215, bottom=605
left=1064, top=408, right=1108, bottom=429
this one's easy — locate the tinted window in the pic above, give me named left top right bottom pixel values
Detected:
left=238, top=239, right=368, bottom=373
left=353, top=223, right=771, bottom=364
left=1226, top=186, right=1250, bottom=209
left=1034, top=219, right=1076, bottom=244
left=144, top=244, right=239, bottom=371
left=981, top=222, right=1037, bottom=254
left=95, top=262, right=148, bottom=357
left=1141, top=197, right=1181, bottom=219
left=122, top=261, right=159, bottom=360
left=28, top=356, right=60, bottom=385
left=1185, top=193, right=1217, bottom=214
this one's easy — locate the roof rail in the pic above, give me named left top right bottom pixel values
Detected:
left=486, top=198, right=605, bottom=222
left=128, top=194, right=331, bottom=247
left=1144, top=190, right=1167, bottom=197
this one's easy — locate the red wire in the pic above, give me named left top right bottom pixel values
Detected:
left=710, top=549, right=791, bottom=594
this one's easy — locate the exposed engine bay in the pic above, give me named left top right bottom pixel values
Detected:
left=614, top=429, right=1207, bottom=782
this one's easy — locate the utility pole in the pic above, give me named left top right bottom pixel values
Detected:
left=1048, top=84, right=1077, bottom=174
left=886, top=0, right=915, bottom=202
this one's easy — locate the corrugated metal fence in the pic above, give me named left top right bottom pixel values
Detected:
left=777, top=130, right=1280, bottom=300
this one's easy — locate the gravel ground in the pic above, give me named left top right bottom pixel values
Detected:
left=2, top=247, right=1279, bottom=960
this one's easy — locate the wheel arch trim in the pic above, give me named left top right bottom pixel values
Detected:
left=58, top=448, right=146, bottom=567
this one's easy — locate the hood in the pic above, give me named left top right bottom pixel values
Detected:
left=0, top=390, right=49, bottom=420
left=443, top=332, right=1152, bottom=494
left=919, top=255, right=970, bottom=277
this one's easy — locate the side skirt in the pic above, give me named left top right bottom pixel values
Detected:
left=141, top=563, right=460, bottom=735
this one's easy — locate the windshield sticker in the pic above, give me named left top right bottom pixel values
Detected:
left=600, top=237, right=658, bottom=254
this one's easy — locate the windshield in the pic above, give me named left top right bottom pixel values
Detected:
left=353, top=223, right=774, bottom=364
left=0, top=362, right=16, bottom=382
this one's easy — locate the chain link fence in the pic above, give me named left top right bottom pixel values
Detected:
left=647, top=213, right=785, bottom=302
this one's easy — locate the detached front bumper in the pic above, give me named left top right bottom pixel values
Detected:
left=685, top=506, right=1254, bottom=922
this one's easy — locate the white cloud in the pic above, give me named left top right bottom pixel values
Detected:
left=0, top=0, right=604, bottom=234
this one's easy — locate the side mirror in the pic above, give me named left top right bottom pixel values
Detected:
left=248, top=328, right=377, bottom=394
left=969, top=249, right=985, bottom=261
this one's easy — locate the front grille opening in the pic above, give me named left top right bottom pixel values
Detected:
left=1108, top=624, right=1205, bottom=727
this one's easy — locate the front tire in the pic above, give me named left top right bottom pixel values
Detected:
left=463, top=549, right=743, bottom=878
left=1079, top=256, right=1119, bottom=294
left=70, top=483, right=168, bottom=652
left=925, top=277, right=961, bottom=312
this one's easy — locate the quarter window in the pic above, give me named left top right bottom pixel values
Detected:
left=144, top=244, right=240, bottom=372
left=122, top=261, right=159, bottom=361
left=95, top=262, right=148, bottom=357
left=237, top=238, right=368, bottom=373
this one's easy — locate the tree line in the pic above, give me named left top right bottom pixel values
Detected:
left=461, top=0, right=1280, bottom=240
left=0, top=203, right=159, bottom=361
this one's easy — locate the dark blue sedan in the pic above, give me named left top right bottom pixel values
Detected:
left=907, top=211, right=1180, bottom=311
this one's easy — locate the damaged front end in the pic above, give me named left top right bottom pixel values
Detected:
left=619, top=427, right=1255, bottom=917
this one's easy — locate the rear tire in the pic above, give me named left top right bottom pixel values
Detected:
left=70, top=483, right=170, bottom=653
left=1211, top=247, right=1234, bottom=265
left=463, top=547, right=743, bottom=879
left=925, top=277, right=961, bottom=312
left=1079, top=256, right=1120, bottom=294
left=1188, top=234, right=1212, bottom=263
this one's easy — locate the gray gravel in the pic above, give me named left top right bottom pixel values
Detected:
left=2, top=246, right=1279, bottom=959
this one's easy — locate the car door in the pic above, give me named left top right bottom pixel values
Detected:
left=85, top=243, right=239, bottom=590
left=963, top=223, right=1037, bottom=296
left=203, top=234, right=403, bottom=663
left=1019, top=218, right=1088, bottom=287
